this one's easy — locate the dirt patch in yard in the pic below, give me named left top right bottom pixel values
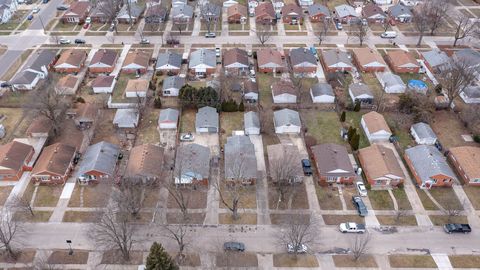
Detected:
left=377, top=215, right=417, bottom=226
left=392, top=188, right=412, bottom=210
left=449, top=255, right=480, bottom=268
left=101, top=250, right=144, bottom=265
left=0, top=250, right=36, bottom=263
left=63, top=211, right=102, bottom=223
left=322, top=215, right=364, bottom=225
left=13, top=211, right=52, bottom=222
left=431, top=111, right=477, bottom=149
left=273, top=254, right=319, bottom=267
left=333, top=255, right=377, bottom=267
left=429, top=188, right=464, bottom=210
left=219, top=213, right=257, bottom=225
left=342, top=186, right=358, bottom=210
left=0, top=186, right=13, bottom=206
left=90, top=109, right=122, bottom=145
left=166, top=213, right=205, bottom=224
left=219, top=111, right=244, bottom=146
left=48, top=250, right=89, bottom=264
left=167, top=187, right=208, bottom=209
left=136, top=108, right=160, bottom=145
left=268, top=182, right=309, bottom=210
left=216, top=252, right=258, bottom=267
left=316, top=185, right=342, bottom=210
left=389, top=254, right=437, bottom=268
left=50, top=119, right=84, bottom=151
left=68, top=184, right=111, bottom=208
left=368, top=190, right=394, bottom=210
left=34, top=185, right=63, bottom=207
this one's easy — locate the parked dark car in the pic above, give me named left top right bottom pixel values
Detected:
left=0, top=82, right=11, bottom=88
left=443, top=223, right=471, bottom=234
left=301, top=159, right=313, bottom=176
left=74, top=39, right=86, bottom=44
left=223, top=242, right=245, bottom=252
left=352, top=196, right=368, bottom=217
left=56, top=5, right=69, bottom=10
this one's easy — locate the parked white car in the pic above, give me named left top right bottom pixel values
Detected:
left=287, top=243, right=307, bottom=254
left=356, top=181, right=367, bottom=197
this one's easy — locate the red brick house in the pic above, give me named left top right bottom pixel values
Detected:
left=227, top=3, right=247, bottom=24
left=311, top=143, right=356, bottom=185
left=307, top=4, right=330, bottom=22
left=257, top=48, right=285, bottom=73
left=30, top=143, right=77, bottom=185
left=281, top=3, right=303, bottom=24
left=255, top=2, right=276, bottom=25
left=448, top=146, right=480, bottom=186
left=77, top=141, right=120, bottom=185
left=88, top=49, right=118, bottom=74
left=0, top=141, right=35, bottom=181
left=358, top=144, right=405, bottom=189
left=289, top=47, right=317, bottom=75
left=121, top=51, right=151, bottom=74
left=386, top=50, right=421, bottom=73
left=353, top=48, right=387, bottom=72
left=54, top=50, right=87, bottom=73
left=61, top=1, right=91, bottom=24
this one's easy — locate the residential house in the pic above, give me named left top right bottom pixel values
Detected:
left=74, top=103, right=97, bottom=129
left=244, top=111, right=260, bottom=135
left=243, top=80, right=259, bottom=102
left=89, top=2, right=109, bottom=23
left=30, top=143, right=76, bottom=185
left=224, top=135, right=257, bottom=185
left=334, top=4, right=358, bottom=24
left=223, top=48, right=249, bottom=76
left=379, top=72, right=405, bottom=93
left=289, top=47, right=317, bottom=76
left=349, top=83, right=374, bottom=105
left=62, top=1, right=90, bottom=24
left=76, top=141, right=120, bottom=184
left=189, top=49, right=216, bottom=77
left=125, top=79, right=149, bottom=98
left=272, top=80, right=297, bottom=103
left=281, top=3, right=302, bottom=24
left=126, top=144, right=165, bottom=180
left=91, top=75, right=115, bottom=94
left=410, top=122, right=437, bottom=145
left=311, top=143, right=355, bottom=184
left=26, top=116, right=52, bottom=138
left=122, top=51, right=150, bottom=74
left=117, top=3, right=145, bottom=24
left=158, top=108, right=179, bottom=129
left=388, top=4, right=413, bottom=23
left=420, top=49, right=450, bottom=73
left=361, top=111, right=392, bottom=143
left=0, top=141, right=34, bottom=181
left=162, top=76, right=185, bottom=96
left=155, top=51, right=182, bottom=75
left=200, top=2, right=221, bottom=22
left=448, top=146, right=480, bottom=186
left=113, top=109, right=139, bottom=128
left=307, top=4, right=330, bottom=22
left=386, top=50, right=420, bottom=73
left=54, top=50, right=87, bottom=73
left=405, top=145, right=457, bottom=189
left=227, top=3, right=247, bottom=23
left=172, top=4, right=193, bottom=24
left=358, top=144, right=404, bottom=189
left=172, top=0, right=187, bottom=8
left=352, top=48, right=387, bottom=72
left=145, top=5, right=168, bottom=23
left=0, top=0, right=18, bottom=24
left=11, top=50, right=56, bottom=90
left=460, top=85, right=480, bottom=104
left=362, top=3, right=386, bottom=24
left=88, top=49, right=118, bottom=74
left=321, top=49, right=354, bottom=72
left=55, top=75, right=78, bottom=95
left=310, top=82, right=335, bottom=103
left=196, top=106, right=219, bottom=133
left=267, top=144, right=303, bottom=183
left=257, top=48, right=284, bottom=73
left=255, top=2, right=276, bottom=25
left=453, top=49, right=480, bottom=79
left=273, top=109, right=301, bottom=134
left=174, top=143, right=210, bottom=185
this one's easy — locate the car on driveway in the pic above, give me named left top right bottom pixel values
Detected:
left=83, top=23, right=89, bottom=29
left=352, top=196, right=368, bottom=217
left=301, top=159, right=313, bottom=176
left=180, top=133, right=194, bottom=142
left=224, top=242, right=245, bottom=251
left=356, top=181, right=367, bottom=196
left=287, top=243, right=307, bottom=254
left=59, top=38, right=71, bottom=44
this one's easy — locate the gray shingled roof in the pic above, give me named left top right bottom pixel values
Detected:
left=388, top=4, right=412, bottom=18
left=290, top=48, right=317, bottom=67
left=172, top=4, right=193, bottom=17
left=405, top=145, right=456, bottom=184
left=380, top=72, right=405, bottom=87
left=189, top=49, right=216, bottom=69
left=113, top=109, right=139, bottom=127
left=162, top=76, right=185, bottom=91
left=156, top=51, right=182, bottom=69
left=244, top=111, right=260, bottom=130
left=118, top=3, right=144, bottom=18
left=335, top=4, right=357, bottom=18
left=322, top=49, right=353, bottom=67
left=464, top=85, right=480, bottom=99
left=24, top=50, right=56, bottom=73
left=307, top=4, right=330, bottom=17
left=421, top=50, right=450, bottom=68
left=224, top=135, right=257, bottom=180
left=311, top=82, right=334, bottom=97
left=196, top=106, right=219, bottom=129
left=311, top=143, right=355, bottom=177
left=349, top=83, right=373, bottom=97
left=77, top=141, right=120, bottom=176
left=411, top=122, right=437, bottom=141
left=158, top=108, right=179, bottom=124
left=274, top=109, right=301, bottom=127
left=175, top=143, right=210, bottom=180
left=10, top=71, right=37, bottom=85
left=454, top=49, right=480, bottom=69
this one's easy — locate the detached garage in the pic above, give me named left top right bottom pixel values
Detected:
left=195, top=106, right=219, bottom=133
left=158, top=108, right=179, bottom=129
left=244, top=111, right=260, bottom=135
left=274, top=109, right=301, bottom=134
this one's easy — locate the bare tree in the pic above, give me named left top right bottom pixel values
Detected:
left=437, top=57, right=477, bottom=108
left=278, top=214, right=318, bottom=256
left=348, top=19, right=369, bottom=46
left=163, top=223, right=190, bottom=263
left=173, top=22, right=187, bottom=35
left=90, top=205, right=137, bottom=261
left=270, top=150, right=300, bottom=210
left=0, top=211, right=23, bottom=260
left=200, top=3, right=220, bottom=34
left=97, top=0, right=122, bottom=33
left=453, top=14, right=479, bottom=47
left=413, top=4, right=430, bottom=46
left=394, top=208, right=408, bottom=224
left=460, top=104, right=480, bottom=134
left=112, top=177, right=157, bottom=219
left=426, top=0, right=449, bottom=35
left=255, top=24, right=273, bottom=45
left=442, top=199, right=465, bottom=223
left=315, top=18, right=329, bottom=45
left=350, top=233, right=371, bottom=261
left=8, top=195, right=34, bottom=217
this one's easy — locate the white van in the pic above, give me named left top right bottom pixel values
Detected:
left=381, top=31, right=397, bottom=38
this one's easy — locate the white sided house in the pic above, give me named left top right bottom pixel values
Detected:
left=310, top=82, right=335, bottom=103
left=410, top=122, right=437, bottom=145
left=378, top=72, right=406, bottom=94
left=91, top=75, right=115, bottom=94
left=361, top=111, right=392, bottom=143
left=274, top=109, right=301, bottom=134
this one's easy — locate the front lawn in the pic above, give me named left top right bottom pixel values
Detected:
left=219, top=111, right=244, bottom=146
left=368, top=190, right=394, bottom=210
left=316, top=185, right=342, bottom=210
left=273, top=254, right=318, bottom=267
left=389, top=255, right=437, bottom=268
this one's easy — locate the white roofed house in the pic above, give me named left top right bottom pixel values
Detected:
left=272, top=80, right=297, bottom=104
left=460, top=85, right=480, bottom=104
left=310, top=82, right=335, bottom=103
left=410, top=122, right=437, bottom=145
left=274, top=109, right=301, bottom=134
left=244, top=111, right=260, bottom=135
left=113, top=109, right=139, bottom=128
left=158, top=108, right=179, bottom=129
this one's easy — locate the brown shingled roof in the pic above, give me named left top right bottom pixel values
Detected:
left=449, top=146, right=480, bottom=181
left=0, top=141, right=34, bottom=172
left=223, top=48, right=249, bottom=67
left=387, top=50, right=420, bottom=68
left=55, top=49, right=86, bottom=67
left=126, top=144, right=165, bottom=178
left=227, top=3, right=247, bottom=17
left=257, top=48, right=283, bottom=67
left=311, top=143, right=355, bottom=177
left=353, top=48, right=386, bottom=67
left=272, top=80, right=296, bottom=96
left=91, top=75, right=115, bottom=88
left=362, top=111, right=392, bottom=134
left=31, top=143, right=76, bottom=177
left=123, top=51, right=151, bottom=68
left=90, top=49, right=118, bottom=67
left=358, top=144, right=404, bottom=180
